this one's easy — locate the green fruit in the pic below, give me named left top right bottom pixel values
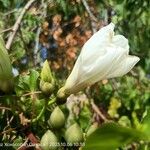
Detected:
left=40, top=130, right=58, bottom=150
left=40, top=81, right=54, bottom=95
left=86, top=123, right=98, bottom=137
left=48, top=106, right=65, bottom=129
left=65, top=123, right=84, bottom=144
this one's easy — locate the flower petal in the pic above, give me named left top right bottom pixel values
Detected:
left=81, top=23, right=115, bottom=65
left=81, top=45, right=128, bottom=84
left=64, top=57, right=81, bottom=92
left=63, top=23, right=140, bottom=95
left=112, top=35, right=129, bottom=53
left=107, top=56, right=140, bottom=78
left=65, top=45, right=128, bottom=94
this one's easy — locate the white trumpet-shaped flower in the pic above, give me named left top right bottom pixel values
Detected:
left=62, top=23, right=140, bottom=94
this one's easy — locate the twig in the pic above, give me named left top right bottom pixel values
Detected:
left=91, top=100, right=108, bottom=122
left=0, top=106, right=11, bottom=111
left=33, top=0, right=47, bottom=65
left=81, top=0, right=97, bottom=33
left=34, top=27, right=41, bottom=65
left=17, top=138, right=29, bottom=150
left=0, top=27, right=13, bottom=34
left=81, top=0, right=97, bottom=21
left=4, top=9, right=18, bottom=16
left=6, top=0, right=36, bottom=50
left=0, top=128, right=16, bottom=136
left=22, top=91, right=42, bottom=97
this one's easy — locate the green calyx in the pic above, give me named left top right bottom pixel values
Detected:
left=56, top=87, right=68, bottom=104
left=48, top=106, right=65, bottom=129
left=40, top=130, right=58, bottom=150
left=40, top=80, right=54, bottom=95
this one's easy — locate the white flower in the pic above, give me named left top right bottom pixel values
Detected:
left=63, top=23, right=140, bottom=94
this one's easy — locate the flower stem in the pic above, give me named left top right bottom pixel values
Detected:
left=32, top=105, right=45, bottom=123
left=48, top=97, right=56, bottom=106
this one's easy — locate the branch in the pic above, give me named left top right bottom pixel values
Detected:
left=22, top=91, right=42, bottom=97
left=81, top=0, right=97, bottom=33
left=6, top=0, right=36, bottom=50
left=91, top=100, right=108, bottom=122
left=0, top=106, right=11, bottom=111
left=0, top=27, right=12, bottom=34
left=33, top=0, right=47, bottom=66
left=81, top=0, right=97, bottom=21
left=34, top=27, right=41, bottom=65
left=4, top=9, right=18, bottom=16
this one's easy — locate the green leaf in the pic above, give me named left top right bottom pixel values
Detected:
left=29, top=69, right=39, bottom=91
left=141, top=108, right=150, bottom=138
left=78, top=105, right=92, bottom=130
left=0, top=36, right=14, bottom=92
left=15, top=74, right=30, bottom=95
left=0, top=0, right=10, bottom=8
left=83, top=123, right=147, bottom=150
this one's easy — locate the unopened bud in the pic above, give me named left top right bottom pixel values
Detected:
left=65, top=123, right=84, bottom=144
left=41, top=60, right=53, bottom=82
left=40, top=60, right=55, bottom=95
left=40, top=130, right=58, bottom=150
left=48, top=106, right=65, bottom=129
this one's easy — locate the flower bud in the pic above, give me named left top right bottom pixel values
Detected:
left=62, top=23, right=140, bottom=94
left=86, top=123, right=98, bottom=137
left=56, top=87, right=68, bottom=104
left=41, top=60, right=53, bottom=82
left=65, top=123, right=84, bottom=144
left=40, top=130, right=58, bottom=150
left=48, top=106, right=65, bottom=129
left=40, top=60, right=55, bottom=95
left=40, top=81, right=54, bottom=95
